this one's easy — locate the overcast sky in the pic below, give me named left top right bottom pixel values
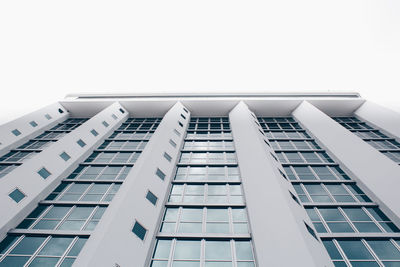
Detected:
left=0, top=0, right=399, bottom=124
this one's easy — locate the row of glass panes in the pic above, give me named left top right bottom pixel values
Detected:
left=151, top=239, right=255, bottom=267
left=0, top=235, right=87, bottom=266
left=352, top=131, right=389, bottom=139
left=186, top=131, right=233, bottom=140
left=0, top=151, right=39, bottom=163
left=97, top=140, right=147, bottom=150
left=259, top=122, right=301, bottom=130
left=84, top=152, right=140, bottom=164
left=276, top=151, right=334, bottom=164
left=117, top=123, right=159, bottom=131
left=306, top=207, right=399, bottom=234
left=169, top=183, right=244, bottom=204
left=188, top=123, right=230, bottom=131
left=270, top=140, right=320, bottom=150
left=183, top=141, right=234, bottom=150
left=17, top=140, right=55, bottom=150
left=323, top=239, right=400, bottom=267
left=108, top=131, right=154, bottom=140
left=382, top=152, right=400, bottom=163
left=16, top=205, right=106, bottom=232
left=45, top=182, right=121, bottom=202
left=175, top=166, right=240, bottom=181
left=189, top=118, right=230, bottom=123
left=66, top=165, right=131, bottom=181
left=180, top=152, right=237, bottom=164
left=283, top=165, right=350, bottom=181
left=34, top=131, right=68, bottom=140
left=160, top=207, right=249, bottom=235
left=293, top=183, right=370, bottom=203
left=365, top=140, right=400, bottom=150
left=264, top=131, right=311, bottom=139
left=0, top=164, right=18, bottom=178
left=124, top=118, right=162, bottom=123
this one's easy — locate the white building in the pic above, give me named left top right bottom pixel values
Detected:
left=0, top=93, right=400, bottom=267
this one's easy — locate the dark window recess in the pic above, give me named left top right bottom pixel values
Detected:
left=29, top=121, right=38, bottom=127
left=91, top=129, right=99, bottom=136
left=119, top=108, right=125, bottom=114
left=38, top=167, right=51, bottom=179
left=9, top=188, right=25, bottom=203
left=146, top=191, right=158, bottom=205
left=77, top=139, right=86, bottom=147
left=58, top=108, right=64, bottom=114
left=132, top=221, right=147, bottom=240
left=156, top=168, right=166, bottom=181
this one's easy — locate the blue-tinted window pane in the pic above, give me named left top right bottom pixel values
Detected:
left=338, top=240, right=374, bottom=260
left=10, top=236, right=46, bottom=254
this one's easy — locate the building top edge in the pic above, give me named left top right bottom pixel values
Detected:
left=65, top=92, right=361, bottom=99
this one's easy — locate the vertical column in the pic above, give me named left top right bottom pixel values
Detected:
left=229, top=101, right=332, bottom=267
left=73, top=102, right=190, bottom=267
left=293, top=101, right=400, bottom=225
left=355, top=100, right=400, bottom=139
left=0, top=102, right=127, bottom=239
left=0, top=102, right=68, bottom=156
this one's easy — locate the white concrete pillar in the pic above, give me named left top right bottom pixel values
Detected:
left=0, top=102, right=128, bottom=240
left=0, top=102, right=69, bottom=157
left=74, top=102, right=190, bottom=267
left=355, top=100, right=400, bottom=139
left=293, top=101, right=400, bottom=226
left=229, top=101, right=333, bottom=267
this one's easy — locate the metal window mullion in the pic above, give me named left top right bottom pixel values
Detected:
left=80, top=205, right=100, bottom=231
left=320, top=183, right=337, bottom=202
left=361, top=239, right=384, bottom=266
left=56, top=236, right=79, bottom=267
left=340, top=183, right=360, bottom=203
left=331, top=238, right=351, bottom=266
left=78, top=183, right=95, bottom=201
left=57, top=183, right=76, bottom=201
left=54, top=205, right=76, bottom=230
left=362, top=207, right=387, bottom=233
left=299, top=183, right=313, bottom=202
left=28, top=205, right=54, bottom=230
left=100, top=183, right=116, bottom=201
left=337, top=207, right=359, bottom=233
left=23, top=235, right=52, bottom=267
left=0, top=234, right=25, bottom=261
left=313, top=207, right=330, bottom=233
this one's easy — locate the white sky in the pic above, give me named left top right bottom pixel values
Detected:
left=0, top=0, right=399, bottom=124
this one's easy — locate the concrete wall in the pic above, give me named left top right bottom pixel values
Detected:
left=0, top=102, right=127, bottom=240
left=0, top=102, right=68, bottom=157
left=74, top=102, right=190, bottom=267
left=293, top=101, right=400, bottom=227
left=229, top=101, right=333, bottom=267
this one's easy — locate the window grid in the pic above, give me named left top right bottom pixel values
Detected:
left=0, top=235, right=88, bottom=267
left=323, top=238, right=400, bottom=266
left=152, top=117, right=256, bottom=266
left=0, top=118, right=161, bottom=265
left=333, top=117, right=400, bottom=164
left=258, top=117, right=400, bottom=265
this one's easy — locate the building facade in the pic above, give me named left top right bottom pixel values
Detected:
left=0, top=93, right=400, bottom=267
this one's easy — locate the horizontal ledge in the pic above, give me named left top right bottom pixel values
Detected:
left=319, top=233, right=400, bottom=239
left=40, top=200, right=110, bottom=206
left=156, top=233, right=251, bottom=239
left=290, top=180, right=355, bottom=184
left=172, top=181, right=241, bottom=185
left=302, top=203, right=378, bottom=207
left=62, top=179, right=124, bottom=183
left=80, top=162, right=135, bottom=166
left=9, top=229, right=92, bottom=236
left=166, top=203, right=246, bottom=208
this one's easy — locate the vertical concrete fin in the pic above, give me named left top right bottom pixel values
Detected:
left=0, top=102, right=128, bottom=240
left=229, top=101, right=332, bottom=267
left=74, top=101, right=190, bottom=267
left=293, top=100, right=400, bottom=226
